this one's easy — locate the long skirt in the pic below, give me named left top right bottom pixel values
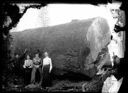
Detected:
left=24, top=68, right=32, bottom=85
left=42, top=65, right=51, bottom=87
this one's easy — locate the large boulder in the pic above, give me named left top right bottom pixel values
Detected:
left=11, top=17, right=111, bottom=78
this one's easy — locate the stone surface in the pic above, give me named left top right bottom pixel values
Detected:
left=11, top=17, right=111, bottom=78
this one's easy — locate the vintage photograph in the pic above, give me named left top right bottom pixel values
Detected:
left=1, top=1, right=127, bottom=92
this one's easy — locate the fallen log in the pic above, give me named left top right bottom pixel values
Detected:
left=11, top=17, right=111, bottom=78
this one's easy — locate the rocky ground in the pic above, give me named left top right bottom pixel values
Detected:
left=2, top=68, right=114, bottom=92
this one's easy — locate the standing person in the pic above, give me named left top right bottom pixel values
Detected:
left=13, top=49, right=27, bottom=78
left=13, top=54, right=20, bottom=75
left=31, top=52, right=42, bottom=85
left=23, top=54, right=33, bottom=85
left=42, top=52, right=53, bottom=88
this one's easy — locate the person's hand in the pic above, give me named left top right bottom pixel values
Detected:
left=26, top=65, right=31, bottom=68
left=49, top=69, right=51, bottom=73
left=23, top=65, right=26, bottom=68
left=49, top=68, right=52, bottom=73
left=30, top=65, right=33, bottom=68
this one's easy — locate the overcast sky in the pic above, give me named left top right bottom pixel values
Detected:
left=10, top=3, right=120, bottom=32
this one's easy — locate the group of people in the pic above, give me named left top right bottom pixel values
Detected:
left=23, top=51, right=52, bottom=88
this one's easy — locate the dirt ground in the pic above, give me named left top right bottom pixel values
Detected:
left=2, top=69, right=113, bottom=92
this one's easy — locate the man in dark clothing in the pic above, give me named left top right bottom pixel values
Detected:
left=13, top=50, right=27, bottom=78
left=113, top=58, right=128, bottom=93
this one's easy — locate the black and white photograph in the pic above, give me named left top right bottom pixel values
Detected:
left=1, top=0, right=128, bottom=92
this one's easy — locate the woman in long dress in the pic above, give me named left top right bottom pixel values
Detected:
left=23, top=54, right=33, bottom=85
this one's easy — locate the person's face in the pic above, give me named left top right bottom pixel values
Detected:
left=44, top=52, right=48, bottom=57
left=110, top=9, right=119, bottom=19
left=27, top=55, right=30, bottom=59
left=15, top=54, right=19, bottom=58
left=35, top=54, right=39, bottom=58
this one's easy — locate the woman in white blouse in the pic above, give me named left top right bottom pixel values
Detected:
left=23, top=54, right=33, bottom=85
left=41, top=52, right=52, bottom=88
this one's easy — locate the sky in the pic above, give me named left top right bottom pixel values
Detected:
left=10, top=3, right=121, bottom=32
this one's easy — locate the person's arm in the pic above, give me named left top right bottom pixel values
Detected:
left=42, top=58, right=44, bottom=70
left=38, top=58, right=41, bottom=66
left=23, top=60, right=26, bottom=68
left=33, top=58, right=35, bottom=67
left=49, top=58, right=52, bottom=73
left=40, top=58, right=43, bottom=67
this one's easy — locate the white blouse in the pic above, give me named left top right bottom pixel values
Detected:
left=23, top=59, right=33, bottom=68
left=43, top=57, right=52, bottom=72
